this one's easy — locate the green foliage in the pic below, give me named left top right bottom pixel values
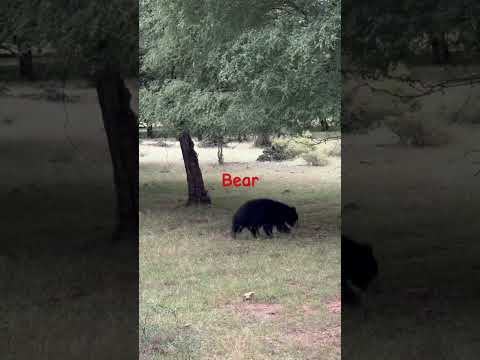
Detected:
left=343, top=0, right=480, bottom=73
left=273, top=136, right=316, bottom=155
left=1, top=0, right=138, bottom=76
left=257, top=142, right=293, bottom=161
left=257, top=134, right=316, bottom=161
left=140, top=0, right=340, bottom=139
left=0, top=2, right=37, bottom=52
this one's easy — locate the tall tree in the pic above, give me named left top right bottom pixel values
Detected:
left=0, top=2, right=38, bottom=80
left=342, top=0, right=480, bottom=133
left=140, top=0, right=340, bottom=204
left=1, top=0, right=139, bottom=242
left=343, top=0, right=480, bottom=74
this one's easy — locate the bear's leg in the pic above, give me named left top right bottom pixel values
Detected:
left=276, top=223, right=291, bottom=233
left=342, top=279, right=360, bottom=306
left=249, top=226, right=259, bottom=238
left=263, top=224, right=273, bottom=237
left=232, top=224, right=243, bottom=238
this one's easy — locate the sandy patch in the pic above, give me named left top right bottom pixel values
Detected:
left=227, top=302, right=283, bottom=321
left=326, top=298, right=341, bottom=314
left=287, top=325, right=341, bottom=348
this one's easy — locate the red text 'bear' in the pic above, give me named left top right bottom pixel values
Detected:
left=222, top=173, right=259, bottom=187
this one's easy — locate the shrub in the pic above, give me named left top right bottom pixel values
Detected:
left=280, top=137, right=315, bottom=155
left=276, top=136, right=316, bottom=153
left=323, top=140, right=341, bottom=157
left=256, top=135, right=315, bottom=161
left=257, top=142, right=292, bottom=161
left=386, top=116, right=451, bottom=147
left=302, top=150, right=329, bottom=166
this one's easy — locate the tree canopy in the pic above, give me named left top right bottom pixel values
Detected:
left=1, top=0, right=138, bottom=77
left=140, top=0, right=341, bottom=139
left=343, top=0, right=480, bottom=74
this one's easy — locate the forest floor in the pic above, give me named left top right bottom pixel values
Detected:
left=1, top=82, right=139, bottom=360
left=139, top=138, right=341, bottom=359
left=342, top=124, right=480, bottom=359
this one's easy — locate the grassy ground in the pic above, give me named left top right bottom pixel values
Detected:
left=139, top=139, right=341, bottom=359
left=342, top=125, right=480, bottom=359
left=1, top=81, right=139, bottom=360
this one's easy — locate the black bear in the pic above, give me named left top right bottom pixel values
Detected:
left=232, top=198, right=298, bottom=238
left=342, top=235, right=379, bottom=305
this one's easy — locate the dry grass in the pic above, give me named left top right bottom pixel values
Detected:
left=342, top=124, right=480, bottom=359
left=1, top=81, right=139, bottom=360
left=140, top=138, right=341, bottom=359
left=343, top=65, right=480, bottom=357
left=385, top=115, right=451, bottom=147
left=302, top=150, right=330, bottom=167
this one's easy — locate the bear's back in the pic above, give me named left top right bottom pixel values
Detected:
left=233, top=198, right=290, bottom=223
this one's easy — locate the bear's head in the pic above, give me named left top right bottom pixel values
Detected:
left=286, top=206, right=299, bottom=227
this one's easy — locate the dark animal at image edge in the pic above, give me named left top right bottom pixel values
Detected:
left=342, top=235, right=379, bottom=305
left=232, top=199, right=298, bottom=238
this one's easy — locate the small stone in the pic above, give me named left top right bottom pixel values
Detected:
left=243, top=292, right=255, bottom=301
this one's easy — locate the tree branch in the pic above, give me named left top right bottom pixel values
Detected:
left=290, top=135, right=341, bottom=147
left=279, top=0, right=309, bottom=22
left=0, top=43, right=17, bottom=55
left=344, top=69, right=480, bottom=100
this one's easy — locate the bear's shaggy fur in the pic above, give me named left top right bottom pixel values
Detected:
left=232, top=198, right=298, bottom=238
left=342, top=235, right=379, bottom=305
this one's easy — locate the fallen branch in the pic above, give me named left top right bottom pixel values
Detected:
left=312, top=135, right=341, bottom=144
left=0, top=44, right=17, bottom=55
left=290, top=135, right=341, bottom=147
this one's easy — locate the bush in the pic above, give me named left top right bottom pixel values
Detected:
left=386, top=116, right=451, bottom=147
left=302, top=150, right=329, bottom=166
left=257, top=135, right=316, bottom=161
left=257, top=142, right=292, bottom=161
left=323, top=140, right=341, bottom=157
left=274, top=137, right=316, bottom=156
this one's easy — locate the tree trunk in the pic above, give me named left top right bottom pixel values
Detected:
left=95, top=68, right=138, bottom=243
left=320, top=118, right=330, bottom=131
left=430, top=32, right=450, bottom=65
left=19, top=49, right=34, bottom=81
left=146, top=124, right=154, bottom=138
left=254, top=133, right=271, bottom=147
left=179, top=131, right=211, bottom=205
left=440, top=32, right=450, bottom=64
left=217, top=143, right=224, bottom=165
